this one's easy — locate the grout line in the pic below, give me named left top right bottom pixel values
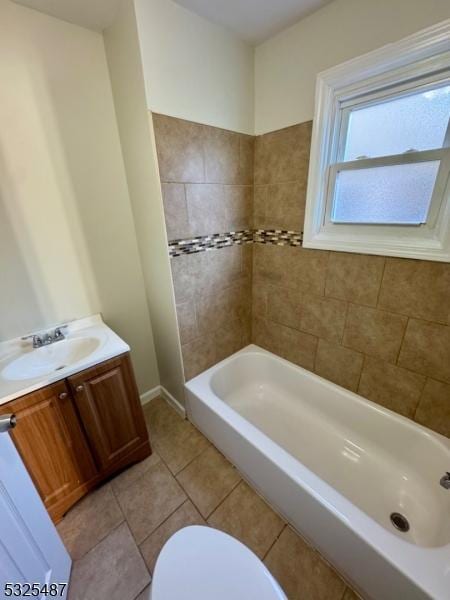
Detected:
left=261, top=524, right=287, bottom=561
left=394, top=315, right=410, bottom=365
left=204, top=477, right=243, bottom=521
left=374, top=256, right=387, bottom=307
left=355, top=353, right=366, bottom=393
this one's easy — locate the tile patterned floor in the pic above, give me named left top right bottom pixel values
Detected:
left=60, top=397, right=362, bottom=600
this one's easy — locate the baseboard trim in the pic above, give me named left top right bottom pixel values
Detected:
left=139, top=386, right=161, bottom=406
left=160, top=385, right=186, bottom=418
left=140, top=385, right=186, bottom=418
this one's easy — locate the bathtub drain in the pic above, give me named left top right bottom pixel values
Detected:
left=390, top=512, right=410, bottom=533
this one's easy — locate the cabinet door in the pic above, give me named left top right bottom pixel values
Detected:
left=68, top=354, right=148, bottom=472
left=0, top=381, right=97, bottom=514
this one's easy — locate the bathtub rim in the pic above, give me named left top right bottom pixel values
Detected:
left=185, top=344, right=450, bottom=600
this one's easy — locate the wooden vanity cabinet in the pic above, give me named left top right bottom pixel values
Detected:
left=67, top=355, right=149, bottom=473
left=0, top=353, right=151, bottom=523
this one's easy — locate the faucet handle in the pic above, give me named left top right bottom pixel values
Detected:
left=53, top=325, right=67, bottom=340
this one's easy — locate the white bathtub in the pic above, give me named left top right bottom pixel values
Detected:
left=185, top=345, right=450, bottom=600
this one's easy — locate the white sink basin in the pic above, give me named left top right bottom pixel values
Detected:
left=1, top=337, right=101, bottom=381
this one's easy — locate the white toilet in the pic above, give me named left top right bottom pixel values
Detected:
left=150, top=525, right=287, bottom=600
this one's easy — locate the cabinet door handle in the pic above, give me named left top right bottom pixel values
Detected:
left=0, top=414, right=16, bottom=433
left=76, top=385, right=84, bottom=393
left=58, top=392, right=68, bottom=400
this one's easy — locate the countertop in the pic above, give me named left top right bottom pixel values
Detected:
left=0, top=314, right=129, bottom=406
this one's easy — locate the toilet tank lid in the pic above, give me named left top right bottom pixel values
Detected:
left=151, top=525, right=287, bottom=600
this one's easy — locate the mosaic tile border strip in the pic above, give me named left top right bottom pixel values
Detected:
left=169, top=230, right=254, bottom=257
left=253, top=229, right=303, bottom=246
left=168, top=229, right=303, bottom=257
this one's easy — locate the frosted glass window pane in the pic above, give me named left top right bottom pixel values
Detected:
left=344, top=85, right=450, bottom=160
left=332, top=161, right=440, bottom=224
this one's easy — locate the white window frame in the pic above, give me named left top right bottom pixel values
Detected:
left=303, top=20, right=450, bottom=262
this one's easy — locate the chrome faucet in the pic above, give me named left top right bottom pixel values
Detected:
left=22, top=326, right=67, bottom=348
left=440, top=472, right=450, bottom=489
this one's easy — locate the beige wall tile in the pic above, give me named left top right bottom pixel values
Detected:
left=398, top=319, right=450, bottom=383
left=254, top=122, right=312, bottom=185
left=185, top=183, right=226, bottom=236
left=195, top=280, right=249, bottom=335
left=267, top=286, right=302, bottom=330
left=300, top=295, right=347, bottom=343
left=252, top=316, right=278, bottom=355
left=264, top=526, right=345, bottom=600
left=252, top=278, right=269, bottom=319
left=196, top=246, right=243, bottom=296
left=358, top=357, right=425, bottom=417
left=152, top=113, right=204, bottom=183
left=239, top=135, right=255, bottom=185
left=343, top=304, right=407, bottom=363
left=223, top=185, right=253, bottom=231
left=182, top=334, right=216, bottom=381
left=254, top=245, right=328, bottom=295
left=315, top=339, right=364, bottom=392
left=214, top=319, right=246, bottom=362
left=253, top=185, right=268, bottom=229
left=176, top=446, right=241, bottom=518
left=253, top=243, right=289, bottom=287
left=378, top=258, right=450, bottom=324
left=266, top=182, right=306, bottom=231
left=325, top=253, right=385, bottom=307
left=254, top=317, right=317, bottom=370
left=208, top=481, right=284, bottom=558
left=170, top=253, right=197, bottom=304
left=204, top=127, right=240, bottom=183
left=414, top=379, right=450, bottom=438
left=139, top=500, right=205, bottom=573
left=295, top=248, right=329, bottom=296
left=176, top=302, right=198, bottom=345
left=277, top=322, right=318, bottom=370
left=161, top=183, right=191, bottom=241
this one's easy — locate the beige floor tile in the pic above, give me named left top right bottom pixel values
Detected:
left=342, top=588, right=363, bottom=600
left=143, top=397, right=182, bottom=437
left=139, top=500, right=206, bottom=573
left=111, top=452, right=161, bottom=496
left=152, top=420, right=210, bottom=474
left=134, top=585, right=151, bottom=600
left=115, top=460, right=186, bottom=544
left=144, top=398, right=210, bottom=474
left=264, top=527, right=346, bottom=600
left=208, top=481, right=284, bottom=558
left=68, top=523, right=150, bottom=600
left=57, top=483, right=123, bottom=560
left=176, top=446, right=241, bottom=517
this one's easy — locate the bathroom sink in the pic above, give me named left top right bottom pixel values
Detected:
left=1, top=337, right=101, bottom=381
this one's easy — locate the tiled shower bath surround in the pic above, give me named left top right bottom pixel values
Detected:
left=152, top=114, right=450, bottom=440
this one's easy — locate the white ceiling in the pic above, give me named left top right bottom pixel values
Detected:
left=12, top=0, right=122, bottom=32
left=13, top=0, right=332, bottom=42
left=173, top=0, right=333, bottom=44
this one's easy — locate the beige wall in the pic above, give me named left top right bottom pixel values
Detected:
left=0, top=0, right=159, bottom=393
left=104, top=0, right=185, bottom=402
left=255, top=0, right=450, bottom=134
left=134, top=0, right=254, bottom=135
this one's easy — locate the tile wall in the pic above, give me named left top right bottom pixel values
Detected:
left=152, top=113, right=450, bottom=439
left=253, top=122, right=450, bottom=439
left=152, top=114, right=253, bottom=381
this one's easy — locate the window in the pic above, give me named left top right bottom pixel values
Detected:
left=303, top=21, right=450, bottom=262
